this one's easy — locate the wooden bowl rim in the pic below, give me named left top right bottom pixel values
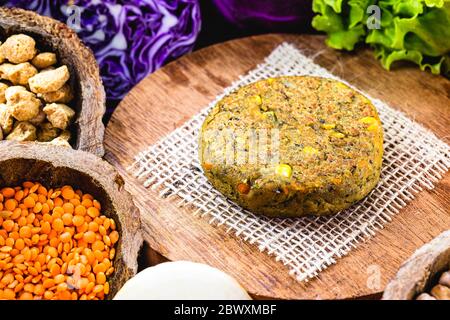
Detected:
left=383, top=230, right=450, bottom=300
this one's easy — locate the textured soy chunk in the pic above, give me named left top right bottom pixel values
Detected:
left=0, top=103, right=13, bottom=134
left=31, top=52, right=57, bottom=69
left=5, top=121, right=37, bottom=141
left=28, top=65, right=69, bottom=94
left=49, top=130, right=71, bottom=147
left=38, top=83, right=73, bottom=103
left=5, top=86, right=41, bottom=121
left=28, top=108, right=47, bottom=126
left=0, top=82, right=8, bottom=103
left=43, top=103, right=75, bottom=130
left=37, top=122, right=60, bottom=142
left=0, top=34, right=37, bottom=63
left=0, top=62, right=38, bottom=85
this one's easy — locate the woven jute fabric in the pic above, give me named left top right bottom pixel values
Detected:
left=128, top=43, right=450, bottom=281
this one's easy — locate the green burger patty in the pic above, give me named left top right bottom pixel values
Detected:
left=199, top=76, right=384, bottom=217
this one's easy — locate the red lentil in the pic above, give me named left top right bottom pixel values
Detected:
left=0, top=182, right=119, bottom=300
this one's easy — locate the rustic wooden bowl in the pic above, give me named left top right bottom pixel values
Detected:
left=0, top=142, right=143, bottom=299
left=383, top=230, right=450, bottom=300
left=0, top=7, right=106, bottom=157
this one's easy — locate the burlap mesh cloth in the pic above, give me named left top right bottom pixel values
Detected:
left=128, top=43, right=450, bottom=281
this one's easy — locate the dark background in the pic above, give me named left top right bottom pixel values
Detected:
left=195, top=0, right=315, bottom=50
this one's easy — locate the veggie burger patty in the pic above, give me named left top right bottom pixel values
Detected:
left=199, top=76, right=383, bottom=217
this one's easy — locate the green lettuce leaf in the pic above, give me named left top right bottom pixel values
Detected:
left=374, top=45, right=447, bottom=74
left=312, top=0, right=450, bottom=76
left=312, top=0, right=376, bottom=50
left=367, top=1, right=450, bottom=56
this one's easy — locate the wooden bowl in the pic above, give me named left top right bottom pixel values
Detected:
left=0, top=7, right=106, bottom=157
left=0, top=142, right=143, bottom=299
left=383, top=230, right=450, bottom=300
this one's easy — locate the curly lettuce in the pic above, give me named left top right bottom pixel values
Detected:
left=312, top=0, right=450, bottom=76
left=312, top=0, right=376, bottom=50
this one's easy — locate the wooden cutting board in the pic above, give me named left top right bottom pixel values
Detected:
left=104, top=34, right=450, bottom=300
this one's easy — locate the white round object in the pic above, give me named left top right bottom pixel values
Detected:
left=113, top=261, right=252, bottom=300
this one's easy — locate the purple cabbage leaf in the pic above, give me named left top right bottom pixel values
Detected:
left=1, top=0, right=202, bottom=104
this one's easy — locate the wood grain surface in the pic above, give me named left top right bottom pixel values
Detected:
left=104, top=34, right=450, bottom=300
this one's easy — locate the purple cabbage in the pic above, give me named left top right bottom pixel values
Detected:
left=211, top=0, right=313, bottom=31
left=1, top=0, right=201, bottom=104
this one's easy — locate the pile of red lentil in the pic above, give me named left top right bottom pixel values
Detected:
left=0, top=182, right=119, bottom=300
